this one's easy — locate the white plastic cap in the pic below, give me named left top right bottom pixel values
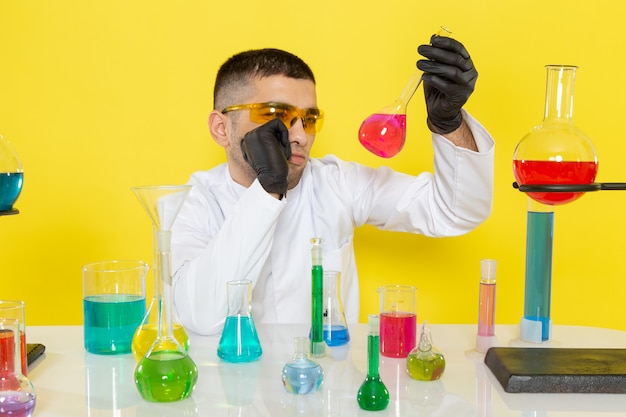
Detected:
left=368, top=314, right=380, bottom=335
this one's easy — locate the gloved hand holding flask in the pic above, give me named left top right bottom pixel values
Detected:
left=417, top=35, right=478, bottom=134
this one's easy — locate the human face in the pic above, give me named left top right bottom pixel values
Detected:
left=222, top=75, right=318, bottom=190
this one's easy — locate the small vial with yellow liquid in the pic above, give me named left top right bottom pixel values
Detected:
left=406, top=321, right=445, bottom=381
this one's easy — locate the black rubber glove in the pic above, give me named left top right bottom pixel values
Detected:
left=416, top=35, right=478, bottom=134
left=240, top=118, right=291, bottom=197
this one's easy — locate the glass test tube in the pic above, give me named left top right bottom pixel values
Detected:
left=310, top=238, right=325, bottom=357
left=478, top=259, right=497, bottom=337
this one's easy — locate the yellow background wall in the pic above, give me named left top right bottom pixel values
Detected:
left=1, top=1, right=626, bottom=330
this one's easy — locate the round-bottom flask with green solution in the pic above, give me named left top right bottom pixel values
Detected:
left=134, top=338, right=198, bottom=402
left=357, top=314, right=389, bottom=411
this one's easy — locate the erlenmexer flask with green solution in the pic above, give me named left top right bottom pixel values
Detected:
left=132, top=224, right=190, bottom=362
left=132, top=185, right=198, bottom=402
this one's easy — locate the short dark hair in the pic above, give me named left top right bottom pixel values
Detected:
left=214, top=48, right=316, bottom=110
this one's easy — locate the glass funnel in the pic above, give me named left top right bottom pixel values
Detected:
left=512, top=65, right=598, bottom=205
left=0, top=318, right=36, bottom=416
left=131, top=185, right=198, bottom=402
left=358, top=26, right=451, bottom=158
left=0, top=134, right=23, bottom=214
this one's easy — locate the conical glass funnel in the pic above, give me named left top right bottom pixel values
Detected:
left=131, top=185, right=198, bottom=402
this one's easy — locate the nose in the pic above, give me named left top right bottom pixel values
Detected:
left=288, top=118, right=309, bottom=146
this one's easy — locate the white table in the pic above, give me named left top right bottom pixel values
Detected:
left=25, top=324, right=626, bottom=416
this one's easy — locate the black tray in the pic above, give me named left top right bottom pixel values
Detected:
left=484, top=347, right=626, bottom=393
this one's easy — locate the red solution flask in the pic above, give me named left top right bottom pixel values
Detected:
left=512, top=65, right=598, bottom=205
left=359, top=26, right=452, bottom=158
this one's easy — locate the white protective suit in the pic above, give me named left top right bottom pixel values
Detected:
left=171, top=112, right=494, bottom=335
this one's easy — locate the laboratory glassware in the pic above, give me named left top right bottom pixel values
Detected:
left=377, top=285, right=417, bottom=358
left=521, top=199, right=554, bottom=342
left=322, top=271, right=350, bottom=347
left=0, top=318, right=36, bottom=416
left=512, top=65, right=598, bottom=205
left=406, top=321, right=445, bottom=381
left=356, top=314, right=389, bottom=411
left=0, top=134, right=23, bottom=213
left=358, top=26, right=452, bottom=158
left=512, top=66, right=597, bottom=343
left=476, top=259, right=498, bottom=353
left=217, top=279, right=263, bottom=362
left=82, top=260, right=147, bottom=355
left=132, top=185, right=198, bottom=402
left=0, top=301, right=27, bottom=376
left=309, top=238, right=325, bottom=357
left=132, top=226, right=189, bottom=362
left=281, top=336, right=324, bottom=395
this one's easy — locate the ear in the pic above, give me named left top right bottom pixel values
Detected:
left=208, top=110, right=231, bottom=148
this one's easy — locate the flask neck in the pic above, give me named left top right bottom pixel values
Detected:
left=227, top=280, right=252, bottom=316
left=0, top=330, right=15, bottom=374
left=543, top=65, right=577, bottom=122
left=396, top=70, right=423, bottom=109
left=292, top=337, right=310, bottom=360
left=366, top=334, right=381, bottom=377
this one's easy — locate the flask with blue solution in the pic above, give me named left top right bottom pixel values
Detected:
left=323, top=271, right=350, bottom=346
left=217, top=279, right=262, bottom=362
left=0, top=134, right=23, bottom=214
left=281, top=337, right=324, bottom=395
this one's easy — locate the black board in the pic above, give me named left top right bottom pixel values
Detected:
left=484, top=347, right=626, bottom=393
